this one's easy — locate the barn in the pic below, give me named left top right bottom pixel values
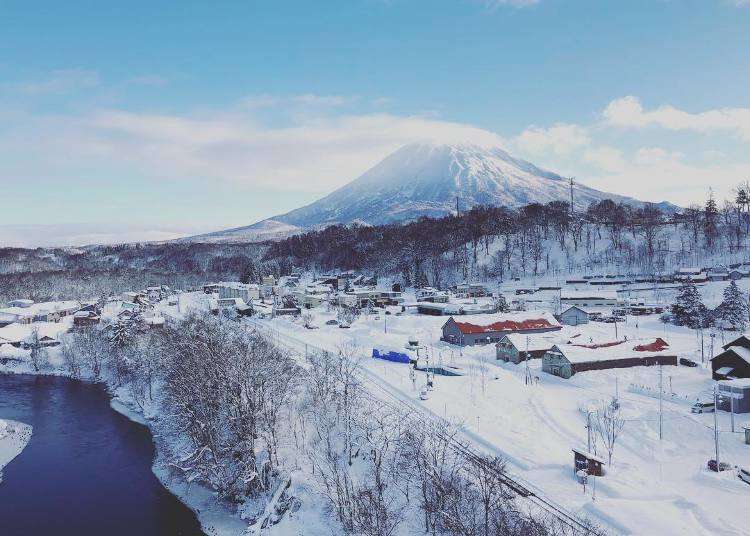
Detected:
left=441, top=312, right=561, bottom=346
left=560, top=290, right=618, bottom=308
left=542, top=338, right=677, bottom=378
left=711, top=334, right=750, bottom=380
left=559, top=306, right=590, bottom=326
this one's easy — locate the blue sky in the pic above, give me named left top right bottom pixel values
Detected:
left=2, top=0, right=750, bottom=245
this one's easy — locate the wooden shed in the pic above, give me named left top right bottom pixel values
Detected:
left=573, top=448, right=605, bottom=477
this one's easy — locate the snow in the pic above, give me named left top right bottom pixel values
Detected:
left=0, top=419, right=32, bottom=481
left=248, top=282, right=750, bottom=536
left=193, top=142, right=670, bottom=239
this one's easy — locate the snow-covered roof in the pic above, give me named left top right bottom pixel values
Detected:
left=719, top=345, right=750, bottom=365
left=449, top=311, right=561, bottom=334
left=0, top=300, right=80, bottom=318
left=561, top=305, right=591, bottom=315
left=498, top=333, right=561, bottom=352
left=0, top=322, right=69, bottom=344
left=560, top=290, right=618, bottom=300
left=719, top=378, right=750, bottom=389
left=551, top=338, right=673, bottom=364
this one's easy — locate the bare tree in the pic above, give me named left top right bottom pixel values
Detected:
left=595, top=398, right=625, bottom=465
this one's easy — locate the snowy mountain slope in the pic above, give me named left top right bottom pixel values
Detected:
left=188, top=142, right=677, bottom=242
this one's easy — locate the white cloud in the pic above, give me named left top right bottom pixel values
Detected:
left=515, top=123, right=590, bottom=156
left=482, top=0, right=540, bottom=8
left=603, top=95, right=750, bottom=141
left=633, top=147, right=684, bottom=166
left=14, top=69, right=100, bottom=95
left=582, top=146, right=625, bottom=172
left=15, top=106, right=506, bottom=195
left=240, top=93, right=357, bottom=109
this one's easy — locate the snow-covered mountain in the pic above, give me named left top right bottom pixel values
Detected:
left=188, top=142, right=676, bottom=242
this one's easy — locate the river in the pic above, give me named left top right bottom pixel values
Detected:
left=0, top=373, right=204, bottom=536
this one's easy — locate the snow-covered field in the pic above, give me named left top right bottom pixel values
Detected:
left=242, top=280, right=750, bottom=536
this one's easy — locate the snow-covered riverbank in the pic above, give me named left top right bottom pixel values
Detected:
left=0, top=418, right=32, bottom=482
left=0, top=353, right=245, bottom=536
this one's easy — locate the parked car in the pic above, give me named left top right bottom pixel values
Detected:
left=707, top=459, right=732, bottom=472
left=691, top=401, right=715, bottom=414
left=325, top=319, right=338, bottom=325
left=738, top=466, right=750, bottom=485
left=339, top=323, right=351, bottom=329
left=419, top=387, right=429, bottom=400
left=304, top=324, right=319, bottom=330
left=679, top=357, right=699, bottom=367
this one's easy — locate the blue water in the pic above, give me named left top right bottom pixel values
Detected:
left=0, top=374, right=203, bottom=536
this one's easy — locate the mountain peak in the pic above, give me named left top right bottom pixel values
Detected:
left=185, top=143, right=669, bottom=243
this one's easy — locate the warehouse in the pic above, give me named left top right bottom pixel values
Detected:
left=542, top=338, right=677, bottom=378
left=441, top=312, right=561, bottom=346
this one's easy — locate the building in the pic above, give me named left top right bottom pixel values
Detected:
left=0, top=300, right=80, bottom=325
left=559, top=306, right=590, bottom=326
left=217, top=282, right=260, bottom=303
left=73, top=310, right=101, bottom=327
left=416, top=301, right=498, bottom=316
left=441, top=312, right=561, bottom=346
left=416, top=287, right=450, bottom=303
left=542, top=338, right=677, bottom=378
left=717, top=379, right=750, bottom=414
left=711, top=334, right=750, bottom=380
left=454, top=283, right=490, bottom=298
left=560, top=290, right=619, bottom=309
left=496, top=333, right=559, bottom=363
left=573, top=448, right=605, bottom=477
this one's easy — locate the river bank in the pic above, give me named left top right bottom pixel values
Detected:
left=0, top=352, right=247, bottom=536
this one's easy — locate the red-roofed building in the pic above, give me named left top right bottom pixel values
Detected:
left=441, top=312, right=562, bottom=346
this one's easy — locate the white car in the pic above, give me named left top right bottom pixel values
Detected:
left=419, top=387, right=429, bottom=401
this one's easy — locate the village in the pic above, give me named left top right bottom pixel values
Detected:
left=1, top=261, right=749, bottom=535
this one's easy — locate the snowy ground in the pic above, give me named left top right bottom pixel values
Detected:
left=0, top=419, right=32, bottom=483
left=246, top=285, right=750, bottom=536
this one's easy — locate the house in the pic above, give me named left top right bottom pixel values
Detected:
left=0, top=300, right=80, bottom=325
left=416, top=301, right=498, bottom=316
left=0, top=312, right=19, bottom=327
left=729, top=269, right=745, bottom=281
left=560, top=290, right=619, bottom=308
left=73, top=310, right=100, bottom=327
left=217, top=282, right=260, bottom=303
left=496, top=333, right=559, bottom=363
left=454, top=283, right=490, bottom=298
left=559, top=306, right=590, bottom=326
left=707, top=270, right=729, bottom=281
left=711, top=334, right=750, bottom=380
left=441, top=312, right=562, bottom=346
left=416, top=287, right=450, bottom=303
left=717, top=379, right=750, bottom=414
left=7, top=299, right=34, bottom=308
left=542, top=338, right=677, bottom=378
left=675, top=267, right=708, bottom=283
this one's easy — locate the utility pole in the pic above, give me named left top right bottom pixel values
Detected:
left=658, top=364, right=663, bottom=440
left=525, top=336, right=532, bottom=385
left=730, top=385, right=735, bottom=433
left=586, top=410, right=593, bottom=453
left=569, top=177, right=575, bottom=217
left=713, top=384, right=720, bottom=469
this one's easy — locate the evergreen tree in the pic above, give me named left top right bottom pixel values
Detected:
left=716, top=280, right=747, bottom=331
left=671, top=281, right=708, bottom=329
left=704, top=189, right=719, bottom=249
left=494, top=293, right=510, bottom=313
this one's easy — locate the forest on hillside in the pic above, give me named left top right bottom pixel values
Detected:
left=264, top=187, right=750, bottom=288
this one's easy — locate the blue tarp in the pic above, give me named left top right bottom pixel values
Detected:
left=372, top=348, right=411, bottom=364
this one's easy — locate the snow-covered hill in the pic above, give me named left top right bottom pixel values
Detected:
left=189, top=142, right=676, bottom=242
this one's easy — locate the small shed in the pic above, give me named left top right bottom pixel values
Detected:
left=559, top=306, right=590, bottom=326
left=572, top=448, right=605, bottom=477
left=717, top=378, right=750, bottom=413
